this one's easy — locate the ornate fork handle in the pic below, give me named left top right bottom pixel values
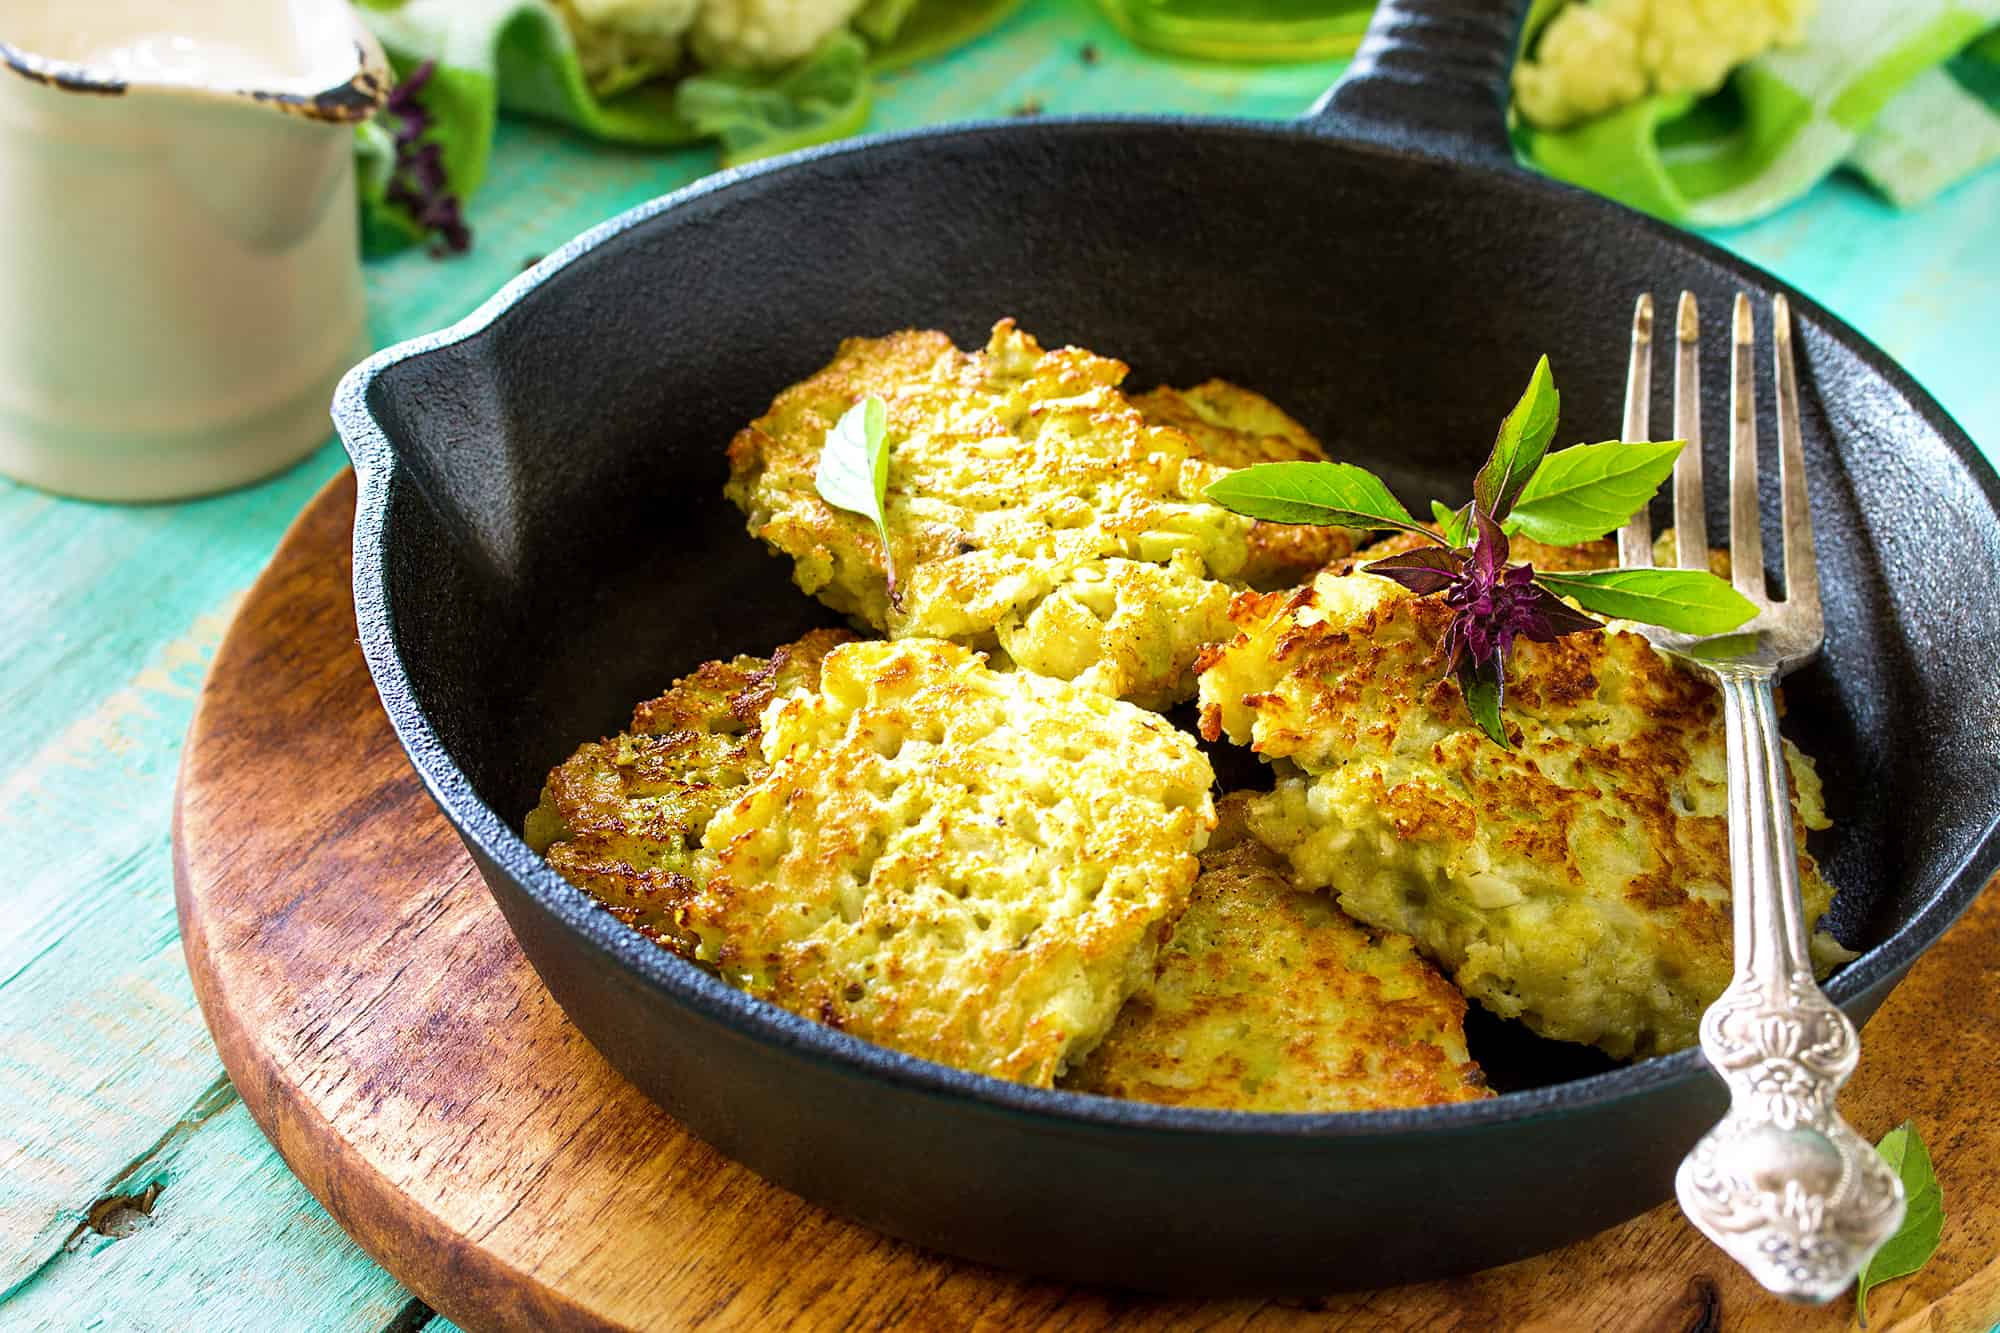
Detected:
left=1674, top=663, right=1905, bottom=1302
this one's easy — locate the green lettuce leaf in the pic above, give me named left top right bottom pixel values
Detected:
left=354, top=0, right=1017, bottom=254
left=867, top=0, right=1025, bottom=70
left=677, top=32, right=871, bottom=166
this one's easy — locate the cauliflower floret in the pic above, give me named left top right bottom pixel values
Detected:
left=691, top=0, right=870, bottom=70
left=554, top=0, right=699, bottom=95
left=1514, top=0, right=1817, bottom=130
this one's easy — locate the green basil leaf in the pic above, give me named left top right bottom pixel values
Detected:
left=1430, top=499, right=1470, bottom=546
left=1505, top=439, right=1685, bottom=546
left=1456, top=655, right=1511, bottom=750
left=1533, top=568, right=1755, bottom=635
left=1204, top=462, right=1427, bottom=535
left=1857, top=1120, right=1945, bottom=1325
left=814, top=395, right=899, bottom=601
left=1473, top=355, right=1559, bottom=521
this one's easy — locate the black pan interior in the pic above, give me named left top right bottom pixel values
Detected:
left=369, top=119, right=2000, bottom=1095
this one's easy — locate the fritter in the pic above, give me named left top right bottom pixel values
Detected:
left=1196, top=564, right=1844, bottom=1061
left=724, top=321, right=1336, bottom=710
left=1129, top=380, right=1358, bottom=589
left=525, top=629, right=853, bottom=953
left=684, top=637, right=1217, bottom=1086
left=1062, top=798, right=1490, bottom=1112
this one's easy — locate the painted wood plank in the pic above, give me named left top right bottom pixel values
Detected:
left=2, top=1089, right=414, bottom=1332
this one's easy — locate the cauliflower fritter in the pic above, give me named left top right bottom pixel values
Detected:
left=1196, top=565, right=1843, bottom=1061
left=1514, top=0, right=1817, bottom=130
left=725, top=322, right=1264, bottom=709
left=1062, top=798, right=1490, bottom=1112
left=526, top=629, right=853, bottom=952
left=1130, top=380, right=1359, bottom=590
left=685, top=638, right=1217, bottom=1086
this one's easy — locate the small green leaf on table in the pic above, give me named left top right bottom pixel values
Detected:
left=1858, top=1120, right=1945, bottom=1326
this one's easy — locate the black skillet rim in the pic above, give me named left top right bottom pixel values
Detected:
left=334, top=111, right=2000, bottom=1143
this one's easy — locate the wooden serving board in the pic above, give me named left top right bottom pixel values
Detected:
left=175, top=472, right=2000, bottom=1333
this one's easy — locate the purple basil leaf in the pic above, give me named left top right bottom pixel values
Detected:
left=1364, top=546, right=1461, bottom=595
left=1518, top=583, right=1604, bottom=640
left=1466, top=506, right=1509, bottom=583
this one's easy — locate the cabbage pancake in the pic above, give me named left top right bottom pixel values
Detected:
left=1197, top=565, right=1844, bottom=1061
left=1063, top=798, right=1490, bottom=1112
left=524, top=629, right=852, bottom=954
left=686, top=637, right=1216, bottom=1086
left=725, top=322, right=1339, bottom=709
left=1128, top=380, right=1358, bottom=589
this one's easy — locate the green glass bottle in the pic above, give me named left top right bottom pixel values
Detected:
left=1095, top=0, right=1377, bottom=62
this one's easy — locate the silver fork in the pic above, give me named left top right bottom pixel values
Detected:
left=1618, top=291, right=1905, bottom=1303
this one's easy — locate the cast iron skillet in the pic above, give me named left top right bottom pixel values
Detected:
left=333, top=0, right=2000, bottom=1295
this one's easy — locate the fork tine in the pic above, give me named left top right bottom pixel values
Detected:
left=1728, top=294, right=1766, bottom=604
left=1672, top=293, right=1710, bottom=570
left=1773, top=294, right=1819, bottom=618
left=1617, top=293, right=1655, bottom=569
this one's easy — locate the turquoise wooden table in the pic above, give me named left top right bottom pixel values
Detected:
left=2, top=3, right=1995, bottom=1327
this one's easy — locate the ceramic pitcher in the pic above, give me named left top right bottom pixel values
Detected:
left=0, top=0, right=390, bottom=501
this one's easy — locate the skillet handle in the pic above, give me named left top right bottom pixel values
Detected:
left=1303, top=0, right=1531, bottom=169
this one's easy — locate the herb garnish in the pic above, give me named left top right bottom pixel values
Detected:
left=380, top=61, right=470, bottom=256
left=1857, top=1120, right=1945, bottom=1325
left=815, top=395, right=900, bottom=606
left=1204, top=360, right=1757, bottom=749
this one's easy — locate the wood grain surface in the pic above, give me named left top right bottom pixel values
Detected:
left=174, top=472, right=2000, bottom=1333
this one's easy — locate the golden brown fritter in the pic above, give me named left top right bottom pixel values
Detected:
left=525, top=629, right=853, bottom=953
left=684, top=638, right=1217, bottom=1086
left=1129, top=380, right=1359, bottom=589
left=724, top=322, right=1268, bottom=709
left=1062, top=798, right=1490, bottom=1113
left=1196, top=566, right=1843, bottom=1061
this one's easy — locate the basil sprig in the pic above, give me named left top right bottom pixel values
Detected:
left=1202, top=358, right=1755, bottom=748
left=1857, top=1120, right=1944, bottom=1324
left=814, top=395, right=901, bottom=605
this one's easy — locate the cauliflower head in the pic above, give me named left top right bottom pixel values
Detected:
left=692, top=0, right=871, bottom=69
left=1513, top=0, right=1817, bottom=130
left=555, top=0, right=700, bottom=95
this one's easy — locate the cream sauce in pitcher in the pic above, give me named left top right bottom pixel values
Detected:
left=0, top=0, right=390, bottom=500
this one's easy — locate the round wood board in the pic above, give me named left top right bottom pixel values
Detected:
left=175, top=472, right=2000, bottom=1333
